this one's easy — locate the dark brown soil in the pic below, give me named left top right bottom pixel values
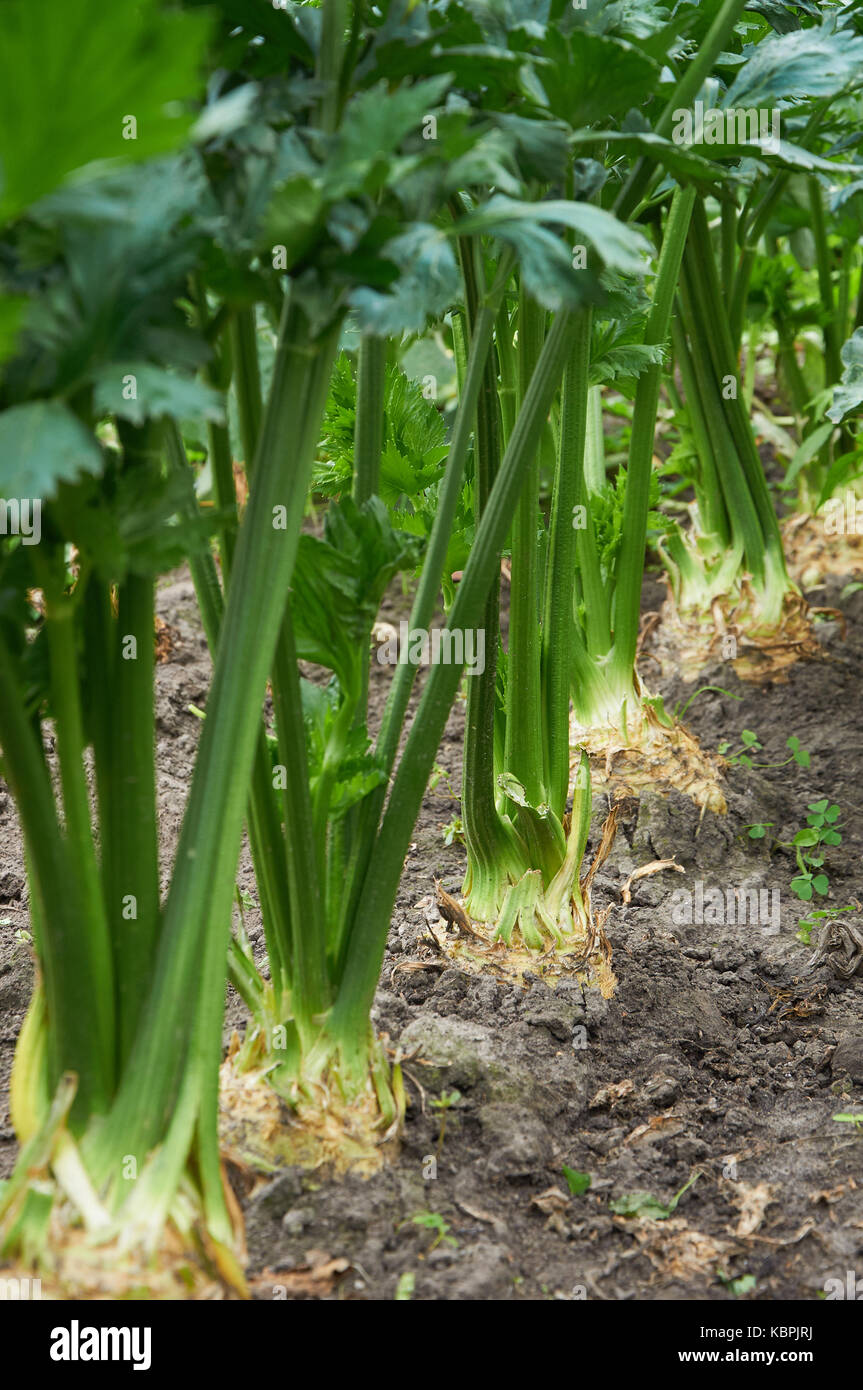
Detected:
left=2, top=568, right=862, bottom=1301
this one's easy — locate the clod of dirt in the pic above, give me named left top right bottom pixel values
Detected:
left=426, top=1240, right=513, bottom=1300
left=400, top=1014, right=543, bottom=1106
left=479, top=1103, right=554, bottom=1177
left=0, top=871, right=24, bottom=901
left=645, top=985, right=733, bottom=1047
left=520, top=981, right=586, bottom=1040
left=831, top=1035, right=863, bottom=1083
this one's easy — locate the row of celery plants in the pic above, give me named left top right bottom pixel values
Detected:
left=0, top=0, right=655, bottom=1276
left=3, top=0, right=862, bottom=1292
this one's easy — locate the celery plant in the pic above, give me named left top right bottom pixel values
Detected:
left=0, top=0, right=251, bottom=1285
left=0, top=0, right=468, bottom=1281
left=649, top=12, right=863, bottom=661
left=457, top=188, right=709, bottom=942
left=185, top=0, right=673, bottom=1127
left=198, top=233, right=596, bottom=1135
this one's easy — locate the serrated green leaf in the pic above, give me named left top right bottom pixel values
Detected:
left=53, top=460, right=219, bottom=581
left=299, top=677, right=387, bottom=819
left=828, top=329, right=863, bottom=423
left=727, top=20, right=863, bottom=109
left=487, top=113, right=569, bottom=184
left=538, top=30, right=661, bottom=128
left=0, top=401, right=103, bottom=498
left=350, top=224, right=460, bottom=335
left=291, top=496, right=424, bottom=697
left=5, top=159, right=213, bottom=402
left=590, top=342, right=667, bottom=386
left=326, top=76, right=453, bottom=202
left=458, top=196, right=651, bottom=277
left=92, top=364, right=225, bottom=427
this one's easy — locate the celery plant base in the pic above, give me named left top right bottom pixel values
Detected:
left=0, top=1140, right=246, bottom=1299
left=654, top=583, right=824, bottom=686
left=427, top=899, right=618, bottom=998
left=782, top=510, right=863, bottom=592
left=0, top=1215, right=246, bottom=1300
left=217, top=1027, right=404, bottom=1178
left=457, top=753, right=618, bottom=982
left=2, top=1008, right=247, bottom=1298
left=445, top=787, right=622, bottom=995
left=570, top=695, right=727, bottom=815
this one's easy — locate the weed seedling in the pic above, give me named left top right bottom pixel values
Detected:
left=429, top=1089, right=462, bottom=1154
left=833, top=1113, right=863, bottom=1131
left=717, top=1270, right=757, bottom=1297
left=796, top=901, right=858, bottom=946
left=609, top=1171, right=700, bottom=1221
left=429, top=761, right=459, bottom=800
left=440, top=815, right=465, bottom=847
left=749, top=797, right=846, bottom=911
left=788, top=799, right=842, bottom=901
left=719, top=729, right=810, bottom=771
left=719, top=729, right=763, bottom=767
left=404, top=1211, right=458, bottom=1250
left=746, top=821, right=774, bottom=840
left=562, top=1165, right=591, bottom=1196
left=673, top=685, right=741, bottom=721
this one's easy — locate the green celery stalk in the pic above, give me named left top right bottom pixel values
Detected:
left=543, top=307, right=592, bottom=817
left=608, top=185, right=696, bottom=694
left=88, top=298, right=342, bottom=1186
left=326, top=308, right=582, bottom=1081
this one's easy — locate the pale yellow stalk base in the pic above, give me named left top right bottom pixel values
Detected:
left=0, top=1186, right=247, bottom=1300
left=3, top=992, right=247, bottom=1299
left=422, top=909, right=617, bottom=999
left=423, top=802, right=624, bottom=998
left=570, top=698, right=727, bottom=815
left=651, top=585, right=826, bottom=686
left=218, top=1031, right=402, bottom=1179
left=782, top=511, right=863, bottom=590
